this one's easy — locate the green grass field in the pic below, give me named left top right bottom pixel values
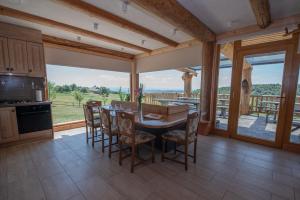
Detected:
left=51, top=92, right=120, bottom=124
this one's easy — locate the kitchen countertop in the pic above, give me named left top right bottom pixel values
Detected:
left=0, top=101, right=52, bottom=108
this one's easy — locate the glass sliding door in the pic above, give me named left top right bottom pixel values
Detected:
left=215, top=51, right=232, bottom=131
left=236, top=51, right=286, bottom=142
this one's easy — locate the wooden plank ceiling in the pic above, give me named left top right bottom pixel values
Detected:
left=0, top=0, right=299, bottom=60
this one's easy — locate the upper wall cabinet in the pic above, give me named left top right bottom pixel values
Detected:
left=0, top=37, right=9, bottom=73
left=8, top=38, right=28, bottom=74
left=27, top=42, right=45, bottom=77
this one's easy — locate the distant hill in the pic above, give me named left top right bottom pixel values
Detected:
left=218, top=84, right=300, bottom=96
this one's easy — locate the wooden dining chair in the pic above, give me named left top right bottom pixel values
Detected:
left=161, top=112, right=200, bottom=171
left=100, top=107, right=119, bottom=157
left=83, top=101, right=102, bottom=147
left=117, top=111, right=156, bottom=173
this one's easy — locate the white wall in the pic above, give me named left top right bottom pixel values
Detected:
left=44, top=47, right=132, bottom=72
left=136, top=44, right=202, bottom=73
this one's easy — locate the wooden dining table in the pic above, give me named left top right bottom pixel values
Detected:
left=101, top=105, right=191, bottom=149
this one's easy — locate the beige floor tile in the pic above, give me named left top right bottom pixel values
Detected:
left=76, top=176, right=124, bottom=200
left=41, top=172, right=80, bottom=200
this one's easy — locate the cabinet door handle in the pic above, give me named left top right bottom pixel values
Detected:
left=10, top=68, right=14, bottom=71
left=6, top=67, right=9, bottom=71
left=11, top=110, right=15, bottom=113
left=29, top=69, right=32, bottom=72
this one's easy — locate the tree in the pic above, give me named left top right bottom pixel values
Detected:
left=48, top=81, right=57, bottom=100
left=118, top=87, right=126, bottom=101
left=72, top=90, right=84, bottom=107
left=97, top=86, right=110, bottom=97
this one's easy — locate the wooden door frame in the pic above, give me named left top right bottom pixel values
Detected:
left=230, top=38, right=296, bottom=148
left=281, top=33, right=300, bottom=153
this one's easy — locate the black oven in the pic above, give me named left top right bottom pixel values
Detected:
left=16, top=104, right=53, bottom=134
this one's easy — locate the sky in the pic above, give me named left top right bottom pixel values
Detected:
left=46, top=65, right=201, bottom=91
left=47, top=61, right=287, bottom=91
left=218, top=63, right=285, bottom=87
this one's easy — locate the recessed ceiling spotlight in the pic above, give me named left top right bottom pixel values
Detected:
left=93, top=23, right=99, bottom=30
left=77, top=36, right=81, bottom=41
left=141, top=40, right=145, bottom=46
left=172, top=28, right=178, bottom=36
left=121, top=0, right=129, bottom=13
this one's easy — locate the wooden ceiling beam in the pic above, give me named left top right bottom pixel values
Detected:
left=217, top=14, right=300, bottom=43
left=55, top=0, right=179, bottom=47
left=130, top=0, right=215, bottom=42
left=42, top=34, right=134, bottom=60
left=0, top=5, right=151, bottom=53
left=249, top=0, right=271, bottom=29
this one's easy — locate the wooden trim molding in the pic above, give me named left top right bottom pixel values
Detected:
left=0, top=5, right=151, bottom=53
left=56, top=0, right=178, bottom=47
left=53, top=120, right=85, bottom=132
left=42, top=34, right=134, bottom=60
left=130, top=0, right=215, bottom=42
left=249, top=0, right=271, bottom=29
left=135, top=39, right=201, bottom=59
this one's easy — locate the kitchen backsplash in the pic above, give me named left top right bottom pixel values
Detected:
left=0, top=75, right=45, bottom=101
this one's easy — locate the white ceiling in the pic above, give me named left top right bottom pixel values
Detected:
left=177, top=0, right=300, bottom=34
left=0, top=0, right=193, bottom=55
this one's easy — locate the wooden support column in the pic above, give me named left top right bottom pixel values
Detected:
left=182, top=72, right=193, bottom=97
left=200, top=41, right=215, bottom=121
left=130, top=61, right=139, bottom=102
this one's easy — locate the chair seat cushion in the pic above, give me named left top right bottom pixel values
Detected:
left=103, top=126, right=119, bottom=136
left=162, top=130, right=196, bottom=144
left=87, top=119, right=101, bottom=128
left=120, top=131, right=155, bottom=145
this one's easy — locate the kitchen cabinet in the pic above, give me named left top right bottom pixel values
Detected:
left=0, top=36, right=9, bottom=73
left=27, top=42, right=45, bottom=77
left=8, top=38, right=28, bottom=74
left=0, top=107, right=19, bottom=143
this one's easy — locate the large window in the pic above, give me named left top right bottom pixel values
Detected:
left=47, top=65, right=130, bottom=124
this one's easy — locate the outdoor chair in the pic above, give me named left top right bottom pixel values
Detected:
left=161, top=112, right=200, bottom=171
left=100, top=107, right=119, bottom=157
left=117, top=111, right=156, bottom=173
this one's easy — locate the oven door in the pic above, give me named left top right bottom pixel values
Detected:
left=16, top=105, right=53, bottom=134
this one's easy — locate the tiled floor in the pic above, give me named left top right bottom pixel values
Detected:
left=1, top=127, right=300, bottom=200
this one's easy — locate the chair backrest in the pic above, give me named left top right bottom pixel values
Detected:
left=186, top=112, right=200, bottom=138
left=100, top=107, right=112, bottom=134
left=117, top=111, right=135, bottom=141
left=83, top=104, right=94, bottom=123
left=87, top=100, right=102, bottom=107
